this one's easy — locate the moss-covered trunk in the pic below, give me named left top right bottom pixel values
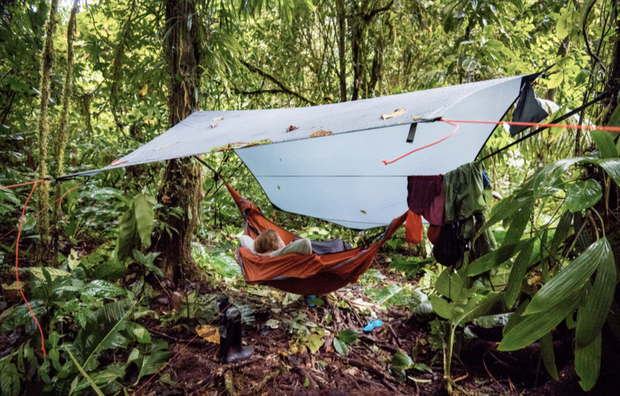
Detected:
left=156, top=0, right=203, bottom=285
left=50, top=0, right=78, bottom=265
left=36, top=0, right=59, bottom=265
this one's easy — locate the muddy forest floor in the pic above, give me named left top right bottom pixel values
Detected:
left=129, top=252, right=602, bottom=396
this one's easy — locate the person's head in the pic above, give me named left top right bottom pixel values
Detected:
left=254, top=229, right=282, bottom=253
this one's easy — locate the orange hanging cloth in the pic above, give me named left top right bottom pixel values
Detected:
left=225, top=183, right=407, bottom=295
left=405, top=210, right=423, bottom=244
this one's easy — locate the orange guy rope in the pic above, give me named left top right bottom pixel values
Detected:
left=14, top=181, right=47, bottom=358
left=382, top=119, right=459, bottom=165
left=441, top=118, right=620, bottom=132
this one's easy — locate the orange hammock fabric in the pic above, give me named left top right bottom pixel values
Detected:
left=227, top=183, right=407, bottom=295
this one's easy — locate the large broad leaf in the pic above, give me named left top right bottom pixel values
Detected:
left=0, top=362, right=20, bottom=396
left=116, top=208, right=137, bottom=261
left=131, top=340, right=170, bottom=385
left=504, top=239, right=536, bottom=308
left=499, top=291, right=581, bottom=351
left=430, top=294, right=454, bottom=320
left=575, top=332, right=601, bottom=391
left=133, top=192, right=156, bottom=249
left=549, top=211, right=573, bottom=265
left=597, top=158, right=620, bottom=187
left=575, top=240, right=616, bottom=348
left=372, top=284, right=403, bottom=304
left=503, top=200, right=534, bottom=245
left=82, top=280, right=127, bottom=298
left=457, top=292, right=502, bottom=325
left=533, top=158, right=583, bottom=199
left=565, top=180, right=603, bottom=213
left=81, top=301, right=135, bottom=371
left=477, top=196, right=533, bottom=237
left=21, top=267, right=71, bottom=280
left=467, top=242, right=522, bottom=276
left=590, top=130, right=618, bottom=159
left=64, top=346, right=105, bottom=396
left=1, top=300, right=47, bottom=333
left=540, top=332, right=559, bottom=381
left=435, top=268, right=466, bottom=302
left=524, top=238, right=608, bottom=315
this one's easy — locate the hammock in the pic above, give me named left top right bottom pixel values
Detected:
left=227, top=183, right=407, bottom=295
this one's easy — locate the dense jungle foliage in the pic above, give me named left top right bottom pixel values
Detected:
left=2, top=0, right=620, bottom=395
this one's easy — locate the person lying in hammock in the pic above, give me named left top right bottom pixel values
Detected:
left=241, top=229, right=313, bottom=257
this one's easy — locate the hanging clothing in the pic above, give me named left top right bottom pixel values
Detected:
left=405, top=210, right=423, bottom=244
left=444, top=162, right=488, bottom=223
left=433, top=162, right=495, bottom=268
left=427, top=224, right=442, bottom=244
left=432, top=224, right=465, bottom=268
left=407, top=175, right=445, bottom=225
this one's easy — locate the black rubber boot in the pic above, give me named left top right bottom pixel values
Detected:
left=217, top=297, right=254, bottom=364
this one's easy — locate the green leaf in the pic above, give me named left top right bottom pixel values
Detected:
left=82, top=301, right=135, bottom=371
left=504, top=239, right=535, bottom=308
left=132, top=340, right=170, bottom=385
left=467, top=242, right=522, bottom=276
left=524, top=238, right=608, bottom=315
left=338, top=329, right=359, bottom=345
left=476, top=313, right=512, bottom=328
left=306, top=333, right=323, bottom=354
left=23, top=267, right=71, bottom=280
left=333, top=338, right=349, bottom=356
left=0, top=362, right=20, bottom=396
left=549, top=211, right=573, bottom=264
left=133, top=193, right=155, bottom=249
left=590, top=130, right=618, bottom=158
left=390, top=350, right=414, bottom=373
left=132, top=323, right=152, bottom=344
left=430, top=294, right=454, bottom=320
left=372, top=284, right=403, bottom=304
left=597, top=158, right=620, bottom=187
left=82, top=280, right=127, bottom=298
left=64, top=346, right=105, bottom=396
left=565, top=180, right=603, bottom=213
left=503, top=200, right=534, bottom=245
left=457, top=292, right=502, bottom=325
left=499, top=291, right=581, bottom=351
left=1, top=300, right=47, bottom=333
left=575, top=240, right=616, bottom=348
left=575, top=332, right=601, bottom=391
left=435, top=268, right=465, bottom=301
left=534, top=158, right=582, bottom=199
left=116, top=208, right=137, bottom=261
left=540, top=332, right=558, bottom=381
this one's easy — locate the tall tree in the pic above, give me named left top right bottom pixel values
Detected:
left=156, top=0, right=203, bottom=284
left=51, top=0, right=78, bottom=265
left=36, top=0, right=59, bottom=264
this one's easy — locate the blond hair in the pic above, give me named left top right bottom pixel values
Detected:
left=254, top=229, right=280, bottom=253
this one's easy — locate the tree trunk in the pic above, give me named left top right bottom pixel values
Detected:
left=602, top=7, right=620, bottom=126
left=157, top=0, right=203, bottom=285
left=36, top=0, right=59, bottom=265
left=51, top=0, right=78, bottom=266
left=336, top=0, right=347, bottom=102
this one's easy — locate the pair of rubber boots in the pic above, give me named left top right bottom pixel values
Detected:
left=216, top=296, right=254, bottom=364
